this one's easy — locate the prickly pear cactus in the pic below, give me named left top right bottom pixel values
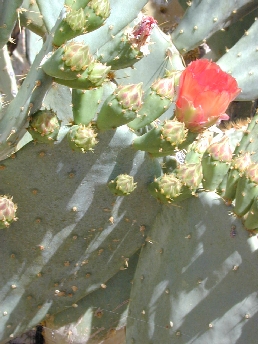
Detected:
left=1, top=0, right=258, bottom=343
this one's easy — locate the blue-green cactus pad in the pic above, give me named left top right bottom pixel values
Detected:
left=126, top=192, right=258, bottom=343
left=0, top=125, right=161, bottom=342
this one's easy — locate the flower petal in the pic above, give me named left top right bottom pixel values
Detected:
left=194, top=90, right=230, bottom=118
left=177, top=70, right=202, bottom=101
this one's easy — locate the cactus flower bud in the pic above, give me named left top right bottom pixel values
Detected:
left=175, top=59, right=241, bottom=133
left=108, top=174, right=137, bottom=196
left=202, top=136, right=233, bottom=191
left=63, top=43, right=93, bottom=71
left=96, top=83, right=143, bottom=130
left=161, top=120, right=188, bottom=146
left=89, top=0, right=110, bottom=19
left=65, top=8, right=86, bottom=32
left=231, top=152, right=252, bottom=173
left=176, top=162, right=203, bottom=191
left=0, top=195, right=17, bottom=229
left=87, top=62, right=111, bottom=86
left=206, top=136, right=233, bottom=162
left=67, top=124, right=98, bottom=153
left=151, top=77, right=175, bottom=100
left=115, top=83, right=143, bottom=111
left=245, top=163, right=258, bottom=184
left=148, top=174, right=183, bottom=204
left=28, top=109, right=60, bottom=143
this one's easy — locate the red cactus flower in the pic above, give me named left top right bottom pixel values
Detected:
left=175, top=59, right=241, bottom=133
left=132, top=16, right=157, bottom=42
left=127, top=15, right=157, bottom=55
